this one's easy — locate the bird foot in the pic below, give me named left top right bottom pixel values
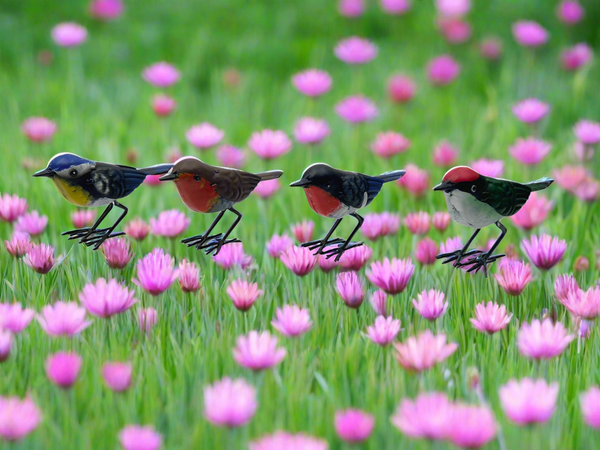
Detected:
left=181, top=233, right=223, bottom=248
left=63, top=227, right=110, bottom=241
left=456, top=253, right=506, bottom=277
left=81, top=231, right=126, bottom=250
left=202, top=237, right=242, bottom=256
left=321, top=241, right=364, bottom=262
left=436, top=248, right=484, bottom=266
left=301, top=238, right=345, bottom=253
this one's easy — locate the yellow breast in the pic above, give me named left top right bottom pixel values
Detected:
left=51, top=177, right=93, bottom=207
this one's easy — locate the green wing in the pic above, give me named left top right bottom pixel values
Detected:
left=480, top=177, right=532, bottom=217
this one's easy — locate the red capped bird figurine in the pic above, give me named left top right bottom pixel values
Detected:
left=290, top=163, right=405, bottom=261
left=159, top=156, right=283, bottom=255
left=433, top=166, right=554, bottom=276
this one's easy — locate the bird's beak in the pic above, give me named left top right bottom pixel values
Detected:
left=159, top=170, right=178, bottom=181
left=290, top=179, right=311, bottom=188
left=433, top=180, right=454, bottom=191
left=33, top=167, right=53, bottom=177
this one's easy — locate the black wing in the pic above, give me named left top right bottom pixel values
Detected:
left=339, top=173, right=384, bottom=209
left=480, top=177, right=532, bottom=217
left=88, top=163, right=146, bottom=199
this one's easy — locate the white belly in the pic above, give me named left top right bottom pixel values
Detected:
left=329, top=204, right=356, bottom=219
left=444, top=190, right=502, bottom=229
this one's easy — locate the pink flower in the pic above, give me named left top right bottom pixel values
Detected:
left=142, top=62, right=180, bottom=88
left=512, top=98, right=550, bottom=124
left=102, top=362, right=132, bottom=392
left=178, top=259, right=200, bottom=293
left=212, top=242, right=253, bottom=270
left=470, top=158, right=504, bottom=177
left=186, top=123, right=224, bottom=150
left=396, top=164, right=429, bottom=196
left=415, top=237, right=438, bottom=265
left=561, top=43, right=593, bottom=71
left=46, top=352, right=82, bottom=388
left=334, top=37, right=377, bottom=64
left=334, top=409, right=374, bottom=443
left=522, top=234, right=567, bottom=270
left=366, top=315, right=400, bottom=346
left=575, top=178, right=600, bottom=202
left=339, top=0, right=364, bottom=17
left=366, top=258, right=414, bottom=295
left=266, top=234, right=294, bottom=258
left=446, top=403, right=497, bottom=449
left=553, top=165, right=588, bottom=191
left=291, top=220, right=314, bottom=243
left=137, top=308, right=158, bottom=334
left=554, top=274, right=579, bottom=303
left=0, top=194, right=28, bottom=223
left=512, top=21, right=548, bottom=47
left=51, top=22, right=87, bottom=47
left=125, top=218, right=151, bottom=241
left=227, top=279, right=263, bottom=312
left=36, top=301, right=91, bottom=337
left=4, top=232, right=33, bottom=257
left=404, top=212, right=430, bottom=235
left=216, top=145, right=245, bottom=168
left=394, top=330, right=457, bottom=372
left=145, top=175, right=162, bottom=187
left=387, top=75, right=416, bottom=103
left=412, top=289, right=448, bottom=321
left=79, top=278, right=138, bottom=318
left=0, top=396, right=41, bottom=441
left=436, top=0, right=470, bottom=17
left=580, top=386, right=600, bottom=428
left=479, top=37, right=503, bottom=60
left=253, top=179, right=281, bottom=199
left=432, top=212, right=451, bottom=232
left=119, top=425, right=162, bottom=450
left=132, top=248, right=179, bottom=296
left=204, top=377, right=257, bottom=427
left=432, top=141, right=458, bottom=167
left=291, top=69, right=332, bottom=97
left=152, top=94, right=176, bottom=117
left=518, top=318, right=574, bottom=359
left=166, top=147, right=183, bottom=163
left=150, top=210, right=190, bottom=238
left=318, top=248, right=340, bottom=272
left=509, top=137, right=552, bottom=165
left=14, top=211, right=47, bottom=235
left=281, top=246, right=317, bottom=276
left=233, top=331, right=286, bottom=371
left=71, top=209, right=96, bottom=228
left=369, top=290, right=388, bottom=317
left=557, top=1, right=584, bottom=25
left=391, top=392, right=451, bottom=440
left=0, top=330, right=12, bottom=362
left=21, top=117, right=57, bottom=143
left=335, top=96, right=378, bottom=123
left=574, top=255, right=590, bottom=271
left=0, top=303, right=34, bottom=334
left=438, top=18, right=471, bottom=44
left=336, top=272, right=365, bottom=309
left=294, top=117, right=330, bottom=145
left=560, top=287, right=600, bottom=319
left=371, top=132, right=411, bottom=158
left=499, top=378, right=559, bottom=425
left=271, top=305, right=312, bottom=337
left=249, top=431, right=328, bottom=450
left=101, top=237, right=132, bottom=269
left=380, top=0, right=411, bottom=15
left=248, top=130, right=292, bottom=159
left=511, top=192, right=553, bottom=230
left=89, top=0, right=123, bottom=20
left=574, top=120, right=600, bottom=145
left=427, top=55, right=460, bottom=86
left=24, top=243, right=57, bottom=274
left=494, top=260, right=533, bottom=296
left=338, top=245, right=372, bottom=271
left=361, top=212, right=400, bottom=240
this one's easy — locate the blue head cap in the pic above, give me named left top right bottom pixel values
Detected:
left=47, top=153, right=92, bottom=171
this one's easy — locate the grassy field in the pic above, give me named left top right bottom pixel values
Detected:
left=1, top=0, right=600, bottom=448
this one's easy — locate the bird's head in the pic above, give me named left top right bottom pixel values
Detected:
left=33, top=153, right=95, bottom=180
left=290, top=163, right=336, bottom=190
left=159, top=156, right=205, bottom=182
left=433, top=166, right=482, bottom=193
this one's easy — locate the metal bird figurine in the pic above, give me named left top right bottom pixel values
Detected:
left=33, top=152, right=172, bottom=250
left=290, top=163, right=406, bottom=261
left=159, top=156, right=283, bottom=256
left=433, top=166, right=554, bottom=276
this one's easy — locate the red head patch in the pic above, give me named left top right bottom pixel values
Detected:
left=442, top=166, right=480, bottom=183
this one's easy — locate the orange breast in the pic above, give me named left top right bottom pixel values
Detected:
left=174, top=174, right=226, bottom=213
left=304, top=186, right=343, bottom=218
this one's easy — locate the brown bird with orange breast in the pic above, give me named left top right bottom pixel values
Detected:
left=159, top=156, right=283, bottom=255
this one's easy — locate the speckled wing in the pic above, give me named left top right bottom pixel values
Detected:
left=88, top=163, right=146, bottom=199
left=480, top=177, right=532, bottom=217
left=339, top=173, right=384, bottom=209
left=208, top=167, right=262, bottom=203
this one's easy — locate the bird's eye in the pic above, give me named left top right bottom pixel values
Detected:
left=70, top=169, right=78, bottom=177
left=193, top=175, right=201, bottom=182
left=327, top=184, right=331, bottom=189
left=471, top=185, right=477, bottom=193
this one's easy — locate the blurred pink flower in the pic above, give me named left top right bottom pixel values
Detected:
left=391, top=392, right=451, bottom=440
left=369, top=290, right=388, bottom=316
left=521, top=234, right=566, bottom=270
left=560, top=287, right=600, bottom=319
left=4, top=232, right=33, bottom=257
left=446, top=403, right=497, bottom=449
left=0, top=303, right=34, bottom=334
left=336, top=96, right=378, bottom=123
left=102, top=362, right=132, bottom=392
left=580, top=386, right=600, bottom=428
left=178, top=259, right=200, bottom=293
left=46, top=352, right=82, bottom=388
left=152, top=94, right=176, bottom=117
left=574, top=120, right=600, bottom=145
left=512, top=21, right=548, bottom=47
left=361, top=212, right=400, bottom=240
left=318, top=247, right=340, bottom=272
left=494, top=260, right=532, bottom=296
left=471, top=301, right=513, bottom=333
left=233, top=331, right=286, bottom=371
left=271, top=305, right=312, bottom=337
left=80, top=278, right=137, bottom=318
left=71, top=209, right=96, bottom=228
left=335, top=409, right=374, bottom=443
left=227, top=279, right=263, bottom=312
left=366, top=315, right=400, bottom=346
left=294, top=117, right=330, bottom=145
left=37, top=301, right=91, bottom=337
left=557, top=1, right=584, bottom=25
left=142, top=62, right=180, bottom=87
left=432, top=211, right=451, bottom=232
left=166, top=147, right=183, bottom=163
left=562, top=43, right=593, bottom=71
left=415, top=237, right=438, bottom=265
left=0, top=330, right=12, bottom=362
left=266, top=234, right=294, bottom=258
left=249, top=431, right=328, bottom=450
left=149, top=209, right=190, bottom=238
left=394, top=330, right=457, bottom=372
left=0, top=396, right=41, bottom=441
left=101, top=237, right=132, bottom=269
left=21, top=117, right=57, bottom=143
left=427, top=55, right=460, bottom=86
left=471, top=158, right=504, bottom=177
left=51, top=22, right=87, bottom=47
left=291, top=69, right=332, bottom=97
left=204, top=377, right=257, bottom=427
left=499, top=378, right=559, bottom=425
left=281, top=246, right=317, bottom=277
left=339, top=0, right=364, bottom=17
left=138, top=307, right=158, bottom=334
left=334, top=37, right=377, bottom=64
left=436, top=0, right=470, bottom=17
left=511, top=192, right=553, bottom=230
left=336, top=272, right=365, bottom=309
left=479, top=37, right=503, bottom=60
left=371, top=132, right=411, bottom=158
left=253, top=179, right=281, bottom=199
left=396, top=164, right=429, bottom=197
left=380, top=0, right=411, bottom=15
left=512, top=99, right=550, bottom=124
left=24, top=243, right=57, bottom=274
left=553, top=165, right=588, bottom=192
left=574, top=255, right=590, bottom=271
left=291, top=220, right=314, bottom=243
left=125, top=218, right=151, bottom=241
left=248, top=130, right=292, bottom=159
left=366, top=258, right=414, bottom=294
left=186, top=123, right=224, bottom=150
left=143, top=175, right=161, bottom=187
left=338, top=245, right=372, bottom=271
left=212, top=242, right=253, bottom=270
left=0, top=194, right=28, bottom=223
left=133, top=248, right=179, bottom=296
left=575, top=178, right=600, bottom=202
left=404, top=212, right=430, bottom=235
left=412, top=289, right=448, bottom=321
left=517, top=318, right=574, bottom=359
left=438, top=18, right=471, bottom=44
left=554, top=274, right=579, bottom=303
left=119, top=425, right=162, bottom=450
left=216, top=145, right=245, bottom=168
left=89, top=0, right=123, bottom=20
left=387, top=75, right=416, bottom=103
left=432, top=141, right=458, bottom=167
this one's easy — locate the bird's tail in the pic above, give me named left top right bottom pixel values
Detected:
left=376, top=170, right=406, bottom=183
left=255, top=170, right=284, bottom=181
left=137, top=163, right=174, bottom=176
left=525, top=177, right=554, bottom=192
